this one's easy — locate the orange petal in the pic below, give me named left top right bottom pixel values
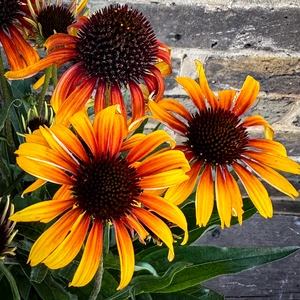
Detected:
left=196, top=164, right=214, bottom=227
left=132, top=207, right=175, bottom=261
left=43, top=213, right=90, bottom=269
left=136, top=150, right=190, bottom=176
left=148, top=99, right=187, bottom=134
left=69, top=111, right=98, bottom=158
left=110, top=84, right=127, bottom=119
left=165, top=160, right=202, bottom=205
left=148, top=66, right=165, bottom=101
left=123, top=215, right=148, bottom=243
left=243, top=150, right=300, bottom=174
left=93, top=105, right=126, bottom=157
left=28, top=207, right=82, bottom=266
left=195, top=60, right=219, bottom=109
left=248, top=138, right=287, bottom=156
left=215, top=166, right=232, bottom=228
left=16, top=156, right=74, bottom=185
left=242, top=115, right=274, bottom=140
left=126, top=130, right=176, bottom=163
left=70, top=219, right=103, bottom=287
left=21, top=178, right=47, bottom=196
left=129, top=81, right=146, bottom=122
left=232, top=76, right=260, bottom=116
left=218, top=90, right=236, bottom=110
left=232, top=162, right=273, bottom=218
left=121, top=133, right=146, bottom=152
left=53, top=185, right=72, bottom=200
left=114, top=219, right=135, bottom=290
left=155, top=61, right=172, bottom=77
left=139, top=193, right=188, bottom=244
left=9, top=199, right=76, bottom=223
left=243, top=157, right=299, bottom=199
left=94, top=81, right=106, bottom=114
left=176, top=77, right=206, bottom=111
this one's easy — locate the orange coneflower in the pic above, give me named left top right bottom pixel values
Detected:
left=0, top=0, right=39, bottom=71
left=25, top=0, right=88, bottom=47
left=10, top=105, right=189, bottom=289
left=149, top=60, right=300, bottom=228
left=5, top=4, right=171, bottom=125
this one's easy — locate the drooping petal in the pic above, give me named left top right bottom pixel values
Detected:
left=148, top=65, right=165, bottom=101
left=176, top=77, right=206, bottom=111
left=123, top=215, right=148, bottom=243
left=215, top=166, right=232, bottom=228
left=113, top=219, right=135, bottom=290
left=243, top=150, right=300, bottom=174
left=242, top=115, right=274, bottom=140
left=139, top=193, right=188, bottom=244
left=9, top=199, right=76, bottom=223
left=43, top=212, right=90, bottom=269
left=16, top=156, right=74, bottom=185
left=232, top=76, right=260, bottom=117
left=110, top=84, right=127, bottom=119
left=70, top=219, right=103, bottom=287
left=129, top=81, right=146, bottom=122
left=69, top=111, right=98, bottom=158
left=195, top=60, right=219, bottom=109
left=196, top=164, right=214, bottom=227
left=28, top=207, right=82, bottom=266
left=132, top=207, right=175, bottom=261
left=165, top=160, right=202, bottom=205
left=232, top=162, right=273, bottom=218
left=94, top=81, right=106, bottom=114
left=223, top=167, right=244, bottom=224
left=136, top=150, right=190, bottom=176
left=93, top=105, right=126, bottom=157
left=248, top=138, right=287, bottom=156
left=126, top=130, right=176, bottom=163
left=148, top=100, right=187, bottom=134
left=155, top=61, right=172, bottom=77
left=243, top=157, right=299, bottom=199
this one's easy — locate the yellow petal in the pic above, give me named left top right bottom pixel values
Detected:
left=28, top=207, right=82, bottom=266
left=196, top=164, right=214, bottom=227
left=132, top=207, right=175, bottom=261
left=140, top=169, right=189, bottom=190
left=70, top=219, right=103, bottom=287
left=9, top=199, right=76, bottom=223
left=232, top=162, right=273, bottom=218
left=243, top=157, right=299, bottom=199
left=114, top=219, right=135, bottom=290
left=242, top=115, right=274, bottom=140
left=248, top=138, right=287, bottom=156
left=43, top=213, right=90, bottom=269
left=127, top=130, right=176, bottom=163
left=165, top=160, right=202, bottom=205
left=121, top=133, right=146, bottom=152
left=139, top=193, right=188, bottom=244
left=22, top=178, right=46, bottom=196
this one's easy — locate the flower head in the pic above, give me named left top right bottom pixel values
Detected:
left=0, top=196, right=18, bottom=260
left=25, top=0, right=88, bottom=47
left=10, top=105, right=190, bottom=289
left=0, top=0, right=39, bottom=71
left=5, top=4, right=171, bottom=125
left=149, top=60, right=300, bottom=228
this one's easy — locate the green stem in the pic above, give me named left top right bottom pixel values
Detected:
left=0, top=156, right=9, bottom=187
left=89, top=251, right=104, bottom=300
left=0, top=261, right=21, bottom=300
left=37, top=66, right=52, bottom=114
left=0, top=50, right=10, bottom=107
left=51, top=64, right=58, bottom=89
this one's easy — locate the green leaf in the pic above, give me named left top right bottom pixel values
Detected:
left=0, top=262, right=21, bottom=300
left=134, top=262, right=158, bottom=277
left=30, top=265, right=48, bottom=283
left=106, top=262, right=188, bottom=300
left=139, top=245, right=299, bottom=293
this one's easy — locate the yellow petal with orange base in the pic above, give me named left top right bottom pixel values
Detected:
left=28, top=207, right=82, bottom=266
left=248, top=138, right=287, bottom=157
left=218, top=90, right=236, bottom=110
left=114, top=219, right=135, bottom=290
left=242, top=115, right=274, bottom=140
left=132, top=207, right=175, bottom=261
left=232, top=162, right=273, bottom=218
left=9, top=199, right=76, bottom=223
left=70, top=219, right=103, bottom=287
left=43, top=213, right=90, bottom=269
left=139, top=193, right=188, bottom=244
left=164, top=160, right=202, bottom=206
left=196, top=164, right=214, bottom=227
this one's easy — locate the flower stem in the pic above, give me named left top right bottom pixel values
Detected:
left=37, top=66, right=52, bottom=115
left=89, top=252, right=104, bottom=300
left=0, top=261, right=21, bottom=300
left=51, top=64, right=58, bottom=89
